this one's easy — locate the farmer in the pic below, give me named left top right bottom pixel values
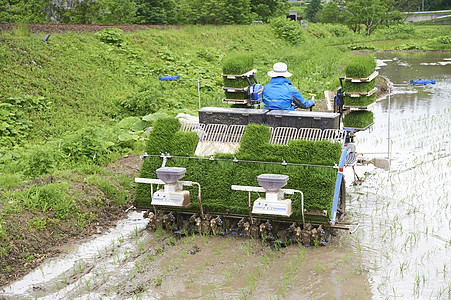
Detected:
left=263, top=62, right=315, bottom=110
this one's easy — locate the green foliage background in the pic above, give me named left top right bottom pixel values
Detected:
left=0, top=23, right=449, bottom=178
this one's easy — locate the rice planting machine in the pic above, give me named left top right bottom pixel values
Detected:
left=134, top=71, right=386, bottom=245
left=135, top=105, right=370, bottom=245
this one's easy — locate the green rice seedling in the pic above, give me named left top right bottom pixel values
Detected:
left=84, top=278, right=91, bottom=292
left=135, top=261, right=143, bottom=273
left=54, top=279, right=61, bottom=290
left=200, top=232, right=209, bottom=244
left=241, top=288, right=246, bottom=299
left=118, top=234, right=124, bottom=244
left=77, top=260, right=83, bottom=273
left=345, top=55, right=376, bottom=78
left=222, top=54, right=254, bottom=75
left=247, top=275, right=256, bottom=294
left=315, top=262, right=326, bottom=274
left=207, top=282, right=216, bottom=298
left=134, top=226, right=139, bottom=238
left=155, top=276, right=162, bottom=286
left=342, top=79, right=376, bottom=93
left=213, top=245, right=222, bottom=256
left=344, top=93, right=376, bottom=107
left=224, top=270, right=231, bottom=286
left=137, top=239, right=144, bottom=253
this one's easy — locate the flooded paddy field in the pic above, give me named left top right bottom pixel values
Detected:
left=347, top=52, right=451, bottom=299
left=1, top=52, right=450, bottom=299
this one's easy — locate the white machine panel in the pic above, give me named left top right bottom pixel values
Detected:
left=252, top=198, right=292, bottom=217
left=151, top=190, right=190, bottom=207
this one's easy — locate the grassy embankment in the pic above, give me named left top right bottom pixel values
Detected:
left=0, top=22, right=450, bottom=285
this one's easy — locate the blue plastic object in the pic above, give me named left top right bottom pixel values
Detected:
left=159, top=74, right=180, bottom=81
left=249, top=83, right=263, bottom=104
left=410, top=79, right=436, bottom=85
left=331, top=148, right=348, bottom=225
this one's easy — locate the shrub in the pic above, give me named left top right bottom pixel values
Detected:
left=374, top=23, right=416, bottom=39
left=435, top=36, right=451, bottom=44
left=20, top=183, right=73, bottom=219
left=12, top=23, right=30, bottom=37
left=270, top=17, right=305, bottom=45
left=322, top=23, right=353, bottom=37
left=95, top=28, right=126, bottom=46
left=394, top=42, right=425, bottom=50
left=0, top=173, right=23, bottom=190
left=61, top=127, right=111, bottom=164
left=348, top=44, right=376, bottom=50
left=23, top=146, right=58, bottom=177
left=0, top=103, right=32, bottom=147
left=0, top=223, right=6, bottom=241
left=85, top=175, right=129, bottom=205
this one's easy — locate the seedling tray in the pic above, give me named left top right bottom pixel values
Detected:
left=344, top=71, right=378, bottom=83
left=222, top=69, right=257, bottom=79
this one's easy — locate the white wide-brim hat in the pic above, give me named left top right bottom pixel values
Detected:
left=267, top=62, right=292, bottom=78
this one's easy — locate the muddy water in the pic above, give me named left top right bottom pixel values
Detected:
left=2, top=52, right=450, bottom=299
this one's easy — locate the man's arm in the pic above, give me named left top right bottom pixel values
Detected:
left=287, top=84, right=315, bottom=109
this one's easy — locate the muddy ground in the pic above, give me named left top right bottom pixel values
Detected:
left=1, top=154, right=371, bottom=299
left=0, top=155, right=141, bottom=287
left=1, top=212, right=370, bottom=299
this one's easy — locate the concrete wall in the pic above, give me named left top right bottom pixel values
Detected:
left=405, top=10, right=451, bottom=22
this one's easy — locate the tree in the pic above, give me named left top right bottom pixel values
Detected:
left=100, top=0, right=139, bottom=25
left=305, top=0, right=322, bottom=23
left=344, top=0, right=391, bottom=36
left=250, top=0, right=284, bottom=22
left=44, top=0, right=102, bottom=24
left=195, top=0, right=224, bottom=24
left=0, top=0, right=46, bottom=23
left=135, top=0, right=177, bottom=25
left=320, top=1, right=340, bottom=23
left=223, top=0, right=252, bottom=24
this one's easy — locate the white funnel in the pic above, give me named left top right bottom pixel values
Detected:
left=156, top=167, right=186, bottom=184
left=257, top=174, right=289, bottom=192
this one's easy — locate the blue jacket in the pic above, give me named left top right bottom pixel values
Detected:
left=263, top=77, right=315, bottom=110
